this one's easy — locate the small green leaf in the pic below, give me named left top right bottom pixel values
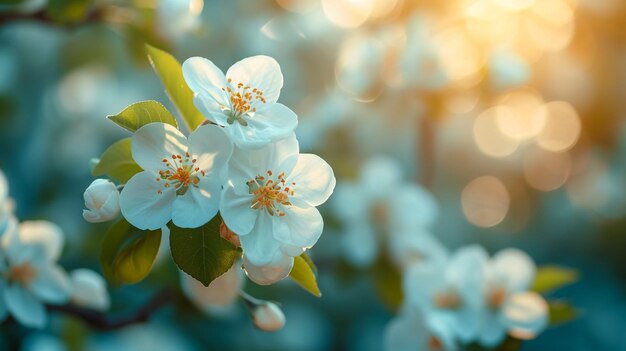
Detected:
left=46, top=0, right=90, bottom=24
left=92, top=138, right=142, bottom=183
left=100, top=219, right=162, bottom=285
left=548, top=300, right=578, bottom=325
left=289, top=253, right=321, bottom=297
left=107, top=100, right=178, bottom=132
left=169, top=215, right=239, bottom=287
left=145, top=44, right=205, bottom=132
left=372, top=256, right=403, bottom=311
left=531, top=266, right=579, bottom=294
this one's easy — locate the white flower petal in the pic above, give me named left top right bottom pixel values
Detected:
left=274, top=206, right=323, bottom=249
left=330, top=182, right=369, bottom=222
left=225, top=122, right=272, bottom=150
left=119, top=171, right=176, bottom=230
left=390, top=184, right=438, bottom=229
left=384, top=314, right=426, bottom=351
left=503, top=292, right=548, bottom=340
left=478, top=311, right=507, bottom=348
left=403, top=260, right=447, bottom=310
left=0, top=170, right=7, bottom=202
left=180, top=263, right=243, bottom=315
left=229, top=133, right=300, bottom=177
left=360, top=156, right=403, bottom=200
left=288, top=154, right=336, bottom=208
left=5, top=284, right=46, bottom=328
left=83, top=179, right=120, bottom=223
left=171, top=179, right=221, bottom=228
left=389, top=229, right=448, bottom=268
left=182, top=57, right=229, bottom=95
left=132, top=123, right=188, bottom=173
left=243, top=252, right=293, bottom=285
left=492, top=249, right=536, bottom=293
left=18, top=221, right=64, bottom=262
left=187, top=124, right=233, bottom=178
left=342, top=221, right=378, bottom=268
left=70, top=269, right=110, bottom=311
left=246, top=103, right=298, bottom=143
left=240, top=214, right=282, bottom=266
left=252, top=302, right=286, bottom=332
left=226, top=55, right=283, bottom=104
left=220, top=186, right=257, bottom=236
left=30, top=264, right=71, bottom=304
left=447, top=245, right=488, bottom=303
left=193, top=90, right=229, bottom=125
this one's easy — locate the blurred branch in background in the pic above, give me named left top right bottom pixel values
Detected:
left=48, top=288, right=174, bottom=331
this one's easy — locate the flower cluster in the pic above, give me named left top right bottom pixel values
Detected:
left=0, top=170, right=109, bottom=329
left=385, top=245, right=548, bottom=351
left=84, top=55, right=336, bottom=287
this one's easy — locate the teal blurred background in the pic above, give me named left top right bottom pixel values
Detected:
left=1, top=0, right=626, bottom=350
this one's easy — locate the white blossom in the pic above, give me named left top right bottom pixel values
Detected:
left=82, top=179, right=120, bottom=223
left=220, top=134, right=335, bottom=284
left=252, top=301, right=286, bottom=332
left=119, top=122, right=233, bottom=230
left=0, top=221, right=71, bottom=328
left=183, top=55, right=298, bottom=150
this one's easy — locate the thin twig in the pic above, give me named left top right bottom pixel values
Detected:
left=48, top=288, right=174, bottom=331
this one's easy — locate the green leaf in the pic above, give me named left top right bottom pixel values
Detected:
left=107, top=100, right=178, bottom=132
left=169, top=215, right=239, bottom=287
left=531, top=266, right=579, bottom=294
left=92, top=138, right=142, bottom=183
left=46, top=0, right=90, bottom=24
left=145, top=44, right=205, bottom=132
left=372, top=256, right=403, bottom=311
left=548, top=300, right=578, bottom=325
left=289, top=253, right=321, bottom=297
left=100, top=219, right=162, bottom=285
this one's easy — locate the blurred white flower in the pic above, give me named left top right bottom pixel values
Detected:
left=180, top=263, right=243, bottom=316
left=82, top=179, right=120, bottom=223
left=69, top=269, right=110, bottom=312
left=157, top=0, right=204, bottom=39
left=0, top=221, right=71, bottom=328
left=252, top=301, right=286, bottom=332
left=332, top=156, right=440, bottom=267
left=397, top=16, right=448, bottom=91
left=220, top=134, right=335, bottom=283
left=119, top=123, right=232, bottom=230
left=403, top=245, right=487, bottom=344
left=183, top=55, right=298, bottom=150
left=385, top=307, right=457, bottom=351
left=335, top=34, right=385, bottom=98
left=477, top=249, right=548, bottom=347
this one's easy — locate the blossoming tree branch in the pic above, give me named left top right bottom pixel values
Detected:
left=82, top=45, right=334, bottom=329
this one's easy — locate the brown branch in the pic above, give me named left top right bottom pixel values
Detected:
left=0, top=7, right=104, bottom=28
left=48, top=288, right=174, bottom=331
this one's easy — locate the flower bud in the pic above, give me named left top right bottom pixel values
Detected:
left=83, top=179, right=120, bottom=223
left=220, top=221, right=241, bottom=248
left=252, top=302, right=285, bottom=332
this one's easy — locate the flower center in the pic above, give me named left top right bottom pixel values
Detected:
left=222, top=78, right=266, bottom=126
left=8, top=262, right=37, bottom=285
left=156, top=152, right=205, bottom=196
left=428, top=335, right=443, bottom=350
left=247, top=170, right=295, bottom=217
left=433, top=290, right=462, bottom=310
left=487, top=287, right=507, bottom=309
